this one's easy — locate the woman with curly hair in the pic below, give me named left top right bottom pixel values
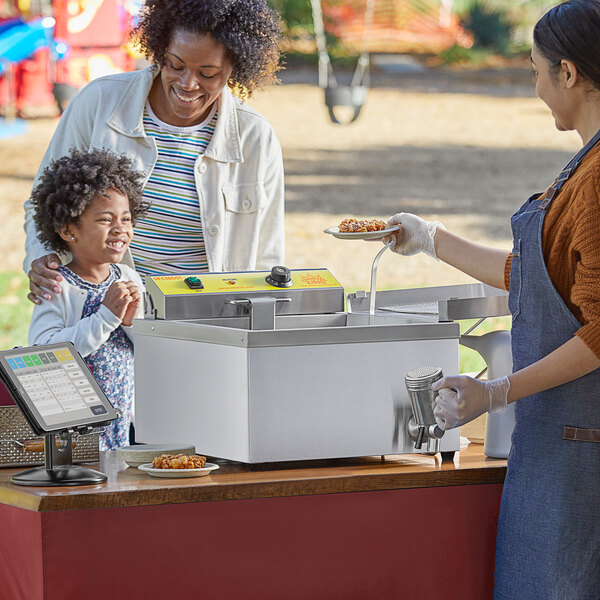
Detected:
left=24, top=0, right=285, bottom=303
left=29, top=148, right=148, bottom=449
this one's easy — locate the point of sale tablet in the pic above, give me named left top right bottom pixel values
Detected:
left=0, top=342, right=118, bottom=435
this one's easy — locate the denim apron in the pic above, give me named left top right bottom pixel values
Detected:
left=494, top=130, right=600, bottom=599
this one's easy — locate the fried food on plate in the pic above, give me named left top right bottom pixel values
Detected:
left=152, top=453, right=207, bottom=469
left=338, top=218, right=387, bottom=233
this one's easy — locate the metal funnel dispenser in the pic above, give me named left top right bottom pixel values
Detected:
left=405, top=366, right=445, bottom=452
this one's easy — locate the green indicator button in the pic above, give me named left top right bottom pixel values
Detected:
left=31, top=355, right=42, bottom=365
left=184, top=276, right=204, bottom=290
left=22, top=356, right=34, bottom=367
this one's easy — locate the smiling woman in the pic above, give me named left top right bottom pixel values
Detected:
left=147, top=31, right=234, bottom=128
left=133, top=0, right=281, bottom=100
left=23, top=0, right=286, bottom=303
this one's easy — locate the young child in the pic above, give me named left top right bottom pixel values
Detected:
left=28, top=148, right=149, bottom=450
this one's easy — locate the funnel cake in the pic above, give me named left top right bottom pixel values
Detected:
left=152, top=454, right=207, bottom=469
left=338, top=218, right=387, bottom=233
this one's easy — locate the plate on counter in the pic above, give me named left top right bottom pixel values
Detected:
left=137, top=462, right=220, bottom=478
left=323, top=224, right=400, bottom=240
left=116, top=444, right=196, bottom=468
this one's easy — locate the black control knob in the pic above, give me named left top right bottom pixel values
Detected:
left=266, top=265, right=293, bottom=288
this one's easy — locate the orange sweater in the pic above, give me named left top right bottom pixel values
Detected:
left=503, top=143, right=600, bottom=359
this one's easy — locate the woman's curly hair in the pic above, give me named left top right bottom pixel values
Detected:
left=131, top=0, right=283, bottom=97
left=31, top=148, right=148, bottom=254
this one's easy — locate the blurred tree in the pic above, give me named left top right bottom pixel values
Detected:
left=454, top=0, right=553, bottom=14
left=268, top=0, right=314, bottom=32
left=462, top=0, right=513, bottom=54
left=452, top=0, right=556, bottom=56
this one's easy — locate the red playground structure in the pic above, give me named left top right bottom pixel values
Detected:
left=0, top=0, right=138, bottom=116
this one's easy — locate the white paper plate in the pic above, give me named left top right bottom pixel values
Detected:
left=137, top=462, right=220, bottom=478
left=116, top=444, right=196, bottom=468
left=323, top=224, right=400, bottom=240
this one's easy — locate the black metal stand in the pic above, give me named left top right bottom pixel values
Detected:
left=440, top=451, right=456, bottom=462
left=11, top=432, right=107, bottom=487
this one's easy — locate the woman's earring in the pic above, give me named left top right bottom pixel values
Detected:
left=71, top=236, right=76, bottom=241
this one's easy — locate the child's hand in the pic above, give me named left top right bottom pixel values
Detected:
left=102, top=281, right=134, bottom=321
left=121, top=282, right=142, bottom=326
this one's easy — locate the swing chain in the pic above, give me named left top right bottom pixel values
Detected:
left=309, top=0, right=375, bottom=124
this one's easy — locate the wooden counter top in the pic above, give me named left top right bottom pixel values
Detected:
left=0, top=442, right=506, bottom=512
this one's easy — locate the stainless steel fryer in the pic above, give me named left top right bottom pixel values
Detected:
left=133, top=268, right=508, bottom=463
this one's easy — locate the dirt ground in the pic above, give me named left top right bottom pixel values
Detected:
left=0, top=63, right=582, bottom=292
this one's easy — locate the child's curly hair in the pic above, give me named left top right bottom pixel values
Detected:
left=131, top=0, right=283, bottom=98
left=31, top=148, right=148, bottom=254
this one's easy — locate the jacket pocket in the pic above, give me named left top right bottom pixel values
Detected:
left=222, top=182, right=268, bottom=271
left=508, top=239, right=521, bottom=319
left=223, top=182, right=267, bottom=214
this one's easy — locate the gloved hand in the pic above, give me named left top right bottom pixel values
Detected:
left=431, top=375, right=510, bottom=431
left=382, top=212, right=445, bottom=258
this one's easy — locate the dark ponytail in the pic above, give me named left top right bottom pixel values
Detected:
left=533, top=0, right=600, bottom=90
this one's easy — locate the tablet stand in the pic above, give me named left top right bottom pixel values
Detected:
left=11, top=431, right=107, bottom=486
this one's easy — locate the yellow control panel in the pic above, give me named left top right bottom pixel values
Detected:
left=148, top=269, right=342, bottom=296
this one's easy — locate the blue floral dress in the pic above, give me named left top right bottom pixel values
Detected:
left=59, top=265, right=134, bottom=451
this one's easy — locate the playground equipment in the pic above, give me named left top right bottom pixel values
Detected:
left=321, top=0, right=470, bottom=54
left=0, top=17, right=55, bottom=138
left=0, top=17, right=54, bottom=73
left=0, top=0, right=137, bottom=117
left=310, top=0, right=375, bottom=125
left=309, top=0, right=471, bottom=125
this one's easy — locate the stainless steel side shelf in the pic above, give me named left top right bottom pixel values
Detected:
left=347, top=283, right=509, bottom=322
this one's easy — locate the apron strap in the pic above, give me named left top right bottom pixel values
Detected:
left=563, top=426, right=600, bottom=443
left=540, top=127, right=600, bottom=209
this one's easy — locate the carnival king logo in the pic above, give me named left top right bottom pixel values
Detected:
left=300, top=273, right=328, bottom=287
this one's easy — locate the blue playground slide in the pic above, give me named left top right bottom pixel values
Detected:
left=0, top=18, right=56, bottom=138
left=0, top=17, right=54, bottom=75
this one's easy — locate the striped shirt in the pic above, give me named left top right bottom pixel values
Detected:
left=129, top=102, right=218, bottom=276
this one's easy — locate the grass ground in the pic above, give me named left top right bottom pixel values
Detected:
left=0, top=272, right=32, bottom=350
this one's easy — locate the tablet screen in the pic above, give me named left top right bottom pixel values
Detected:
left=0, top=343, right=118, bottom=434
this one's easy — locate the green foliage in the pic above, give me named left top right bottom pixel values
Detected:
left=268, top=0, right=359, bottom=61
left=0, top=272, right=32, bottom=351
left=453, top=0, right=557, bottom=59
left=462, top=0, right=514, bottom=54
left=439, top=44, right=494, bottom=66
left=268, top=0, right=314, bottom=32
left=454, top=0, right=551, bottom=18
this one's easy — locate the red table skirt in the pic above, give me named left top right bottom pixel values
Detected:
left=0, top=483, right=503, bottom=600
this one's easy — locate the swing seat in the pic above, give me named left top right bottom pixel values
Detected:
left=324, top=85, right=368, bottom=124
left=310, top=0, right=373, bottom=125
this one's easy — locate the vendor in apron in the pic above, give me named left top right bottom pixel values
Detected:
left=382, top=2, right=600, bottom=598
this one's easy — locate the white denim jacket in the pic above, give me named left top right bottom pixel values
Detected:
left=23, top=67, right=285, bottom=274
left=28, top=264, right=145, bottom=357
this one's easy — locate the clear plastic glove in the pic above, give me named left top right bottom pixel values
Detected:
left=432, top=375, right=510, bottom=431
left=382, top=212, right=445, bottom=258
